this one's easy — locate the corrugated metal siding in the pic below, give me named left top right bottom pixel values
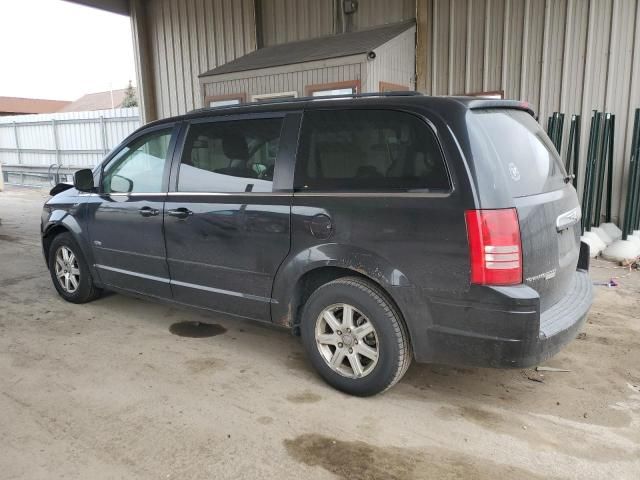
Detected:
left=259, top=0, right=334, bottom=46
left=146, top=0, right=256, bottom=118
left=351, top=0, right=415, bottom=31
left=203, top=63, right=363, bottom=99
left=416, top=0, right=640, bottom=222
left=366, top=26, right=416, bottom=91
left=259, top=0, right=415, bottom=46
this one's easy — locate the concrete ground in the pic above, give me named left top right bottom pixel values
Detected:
left=1, top=185, right=639, bottom=480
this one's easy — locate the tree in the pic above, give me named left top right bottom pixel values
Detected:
left=121, top=81, right=138, bottom=108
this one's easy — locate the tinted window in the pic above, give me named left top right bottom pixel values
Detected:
left=295, top=110, right=449, bottom=192
left=178, top=118, right=283, bottom=193
left=467, top=109, right=567, bottom=197
left=102, top=129, right=172, bottom=193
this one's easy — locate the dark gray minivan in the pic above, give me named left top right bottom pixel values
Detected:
left=41, top=93, right=592, bottom=396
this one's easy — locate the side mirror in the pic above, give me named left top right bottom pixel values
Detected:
left=73, top=169, right=94, bottom=192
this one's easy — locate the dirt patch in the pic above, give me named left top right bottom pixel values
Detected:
left=169, top=321, right=226, bottom=338
left=286, top=391, right=322, bottom=404
left=286, top=350, right=312, bottom=372
left=434, top=403, right=637, bottom=463
left=0, top=273, right=42, bottom=288
left=184, top=357, right=226, bottom=373
left=284, top=433, right=553, bottom=480
left=256, top=416, right=274, bottom=425
left=0, top=234, right=19, bottom=242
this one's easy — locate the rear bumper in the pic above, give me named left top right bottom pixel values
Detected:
left=409, top=270, right=592, bottom=367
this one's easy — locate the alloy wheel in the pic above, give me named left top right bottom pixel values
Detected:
left=54, top=246, right=80, bottom=294
left=315, top=303, right=379, bottom=378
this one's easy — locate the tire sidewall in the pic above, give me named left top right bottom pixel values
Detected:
left=301, top=279, right=404, bottom=396
left=48, top=233, right=94, bottom=303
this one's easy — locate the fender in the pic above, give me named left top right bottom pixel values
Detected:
left=270, top=242, right=414, bottom=327
left=42, top=203, right=103, bottom=288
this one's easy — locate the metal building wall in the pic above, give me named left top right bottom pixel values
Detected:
left=202, top=59, right=364, bottom=99
left=351, top=0, right=415, bottom=31
left=144, top=0, right=257, bottom=118
left=365, top=26, right=416, bottom=91
left=259, top=0, right=415, bottom=46
left=258, top=0, right=335, bottom=46
left=416, top=0, right=640, bottom=223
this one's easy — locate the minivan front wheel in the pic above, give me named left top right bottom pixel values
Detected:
left=48, top=232, right=101, bottom=304
left=301, top=277, right=412, bottom=396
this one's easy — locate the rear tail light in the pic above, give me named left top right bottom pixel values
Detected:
left=465, top=208, right=523, bottom=285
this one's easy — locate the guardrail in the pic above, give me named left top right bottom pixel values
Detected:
left=1, top=164, right=81, bottom=188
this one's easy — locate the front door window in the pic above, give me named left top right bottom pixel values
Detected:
left=102, top=129, right=173, bottom=194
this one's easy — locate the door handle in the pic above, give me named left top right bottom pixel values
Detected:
left=139, top=206, right=160, bottom=217
left=167, top=207, right=193, bottom=219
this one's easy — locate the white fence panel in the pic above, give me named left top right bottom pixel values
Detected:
left=0, top=125, right=17, bottom=149
left=17, top=123, right=56, bottom=150
left=0, top=108, right=141, bottom=170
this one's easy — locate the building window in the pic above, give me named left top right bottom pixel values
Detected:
left=305, top=80, right=360, bottom=97
left=205, top=93, right=246, bottom=108
left=252, top=91, right=298, bottom=102
left=295, top=109, right=450, bottom=193
left=379, top=82, right=410, bottom=92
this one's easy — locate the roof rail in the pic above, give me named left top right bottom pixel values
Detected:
left=190, top=90, right=424, bottom=113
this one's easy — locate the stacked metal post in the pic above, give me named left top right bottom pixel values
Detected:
left=565, top=115, right=581, bottom=189
left=547, top=112, right=565, bottom=153
left=634, top=110, right=640, bottom=232
left=621, top=109, right=640, bottom=239
left=605, top=115, right=615, bottom=223
left=593, top=114, right=615, bottom=227
left=581, top=111, right=602, bottom=232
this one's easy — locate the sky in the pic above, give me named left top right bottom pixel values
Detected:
left=0, top=0, right=136, bottom=101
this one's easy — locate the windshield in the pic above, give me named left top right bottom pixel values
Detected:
left=467, top=109, right=567, bottom=198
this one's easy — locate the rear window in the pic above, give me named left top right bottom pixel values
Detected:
left=295, top=109, right=450, bottom=192
left=467, top=109, right=567, bottom=197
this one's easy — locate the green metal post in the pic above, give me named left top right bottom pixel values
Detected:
left=605, top=115, right=615, bottom=223
left=621, top=109, right=640, bottom=239
left=581, top=112, right=598, bottom=232
left=593, top=113, right=611, bottom=226
left=566, top=115, right=577, bottom=172
left=582, top=111, right=602, bottom=231
left=629, top=110, right=640, bottom=232
left=572, top=115, right=581, bottom=189
left=557, top=113, right=565, bottom=153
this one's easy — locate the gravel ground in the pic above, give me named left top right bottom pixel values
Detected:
left=1, top=185, right=639, bottom=479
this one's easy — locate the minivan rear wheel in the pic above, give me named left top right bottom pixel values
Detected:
left=48, top=232, right=101, bottom=304
left=300, top=277, right=412, bottom=396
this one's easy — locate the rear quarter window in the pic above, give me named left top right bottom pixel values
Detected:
left=467, top=109, right=567, bottom=198
left=295, top=109, right=450, bottom=192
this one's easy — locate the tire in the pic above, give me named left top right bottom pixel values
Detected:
left=300, top=277, right=412, bottom=396
left=48, top=232, right=101, bottom=304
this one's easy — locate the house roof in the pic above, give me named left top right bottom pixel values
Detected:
left=58, top=88, right=128, bottom=112
left=0, top=96, right=71, bottom=114
left=200, top=20, right=415, bottom=77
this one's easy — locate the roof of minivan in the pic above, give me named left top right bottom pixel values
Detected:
left=145, top=95, right=534, bottom=129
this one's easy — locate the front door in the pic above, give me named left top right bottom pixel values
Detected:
left=163, top=114, right=293, bottom=320
left=86, top=126, right=177, bottom=298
